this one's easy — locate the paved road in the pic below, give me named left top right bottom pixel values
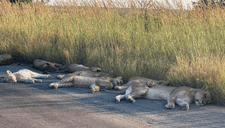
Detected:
left=0, top=63, right=225, bottom=128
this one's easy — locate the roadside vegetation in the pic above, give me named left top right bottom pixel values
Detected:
left=0, top=0, right=225, bottom=105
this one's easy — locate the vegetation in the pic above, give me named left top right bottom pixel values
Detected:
left=0, top=0, right=225, bottom=105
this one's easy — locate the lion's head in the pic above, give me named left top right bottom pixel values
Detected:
left=112, top=76, right=123, bottom=87
left=3, top=70, right=17, bottom=83
left=195, top=91, right=211, bottom=106
left=43, top=63, right=58, bottom=72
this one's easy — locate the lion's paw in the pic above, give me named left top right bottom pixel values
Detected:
left=129, top=99, right=135, bottom=103
left=90, top=84, right=100, bottom=93
left=114, top=86, right=120, bottom=90
left=115, top=96, right=121, bottom=103
left=49, top=83, right=59, bottom=89
left=181, top=104, right=189, bottom=111
left=35, top=79, right=43, bottom=83
left=165, top=103, right=175, bottom=109
left=46, top=75, right=51, bottom=78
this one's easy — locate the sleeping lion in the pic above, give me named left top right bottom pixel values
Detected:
left=49, top=74, right=123, bottom=93
left=114, top=76, right=169, bottom=90
left=33, top=59, right=64, bottom=73
left=2, top=69, right=51, bottom=84
left=56, top=70, right=114, bottom=79
left=115, top=80, right=211, bottom=111
left=60, top=63, right=101, bottom=73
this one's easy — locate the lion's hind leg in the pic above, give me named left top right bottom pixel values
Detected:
left=49, top=77, right=74, bottom=89
left=56, top=75, right=65, bottom=79
left=34, top=74, right=51, bottom=79
left=29, top=70, right=51, bottom=79
left=114, top=84, right=129, bottom=90
left=115, top=94, right=126, bottom=103
left=125, top=88, right=147, bottom=103
left=125, top=94, right=136, bottom=103
left=18, top=78, right=42, bottom=84
left=49, top=82, right=74, bottom=89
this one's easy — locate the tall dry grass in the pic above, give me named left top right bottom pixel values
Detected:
left=1, top=0, right=225, bottom=105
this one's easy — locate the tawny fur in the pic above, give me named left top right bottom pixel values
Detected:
left=115, top=81, right=211, bottom=111
left=50, top=74, right=123, bottom=93
left=60, top=63, right=101, bottom=73
left=33, top=59, right=63, bottom=73
left=114, top=76, right=169, bottom=91
left=56, top=70, right=114, bottom=79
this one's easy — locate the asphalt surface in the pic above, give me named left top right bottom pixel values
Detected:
left=0, top=63, right=225, bottom=128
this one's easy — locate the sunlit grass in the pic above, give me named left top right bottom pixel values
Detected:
left=0, top=0, right=225, bottom=105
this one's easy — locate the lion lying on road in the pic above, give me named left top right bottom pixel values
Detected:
left=49, top=74, right=123, bottom=93
left=2, top=69, right=51, bottom=83
left=0, top=54, right=13, bottom=65
left=33, top=59, right=64, bottom=73
left=56, top=70, right=114, bottom=79
left=114, top=76, right=170, bottom=90
left=115, top=80, right=211, bottom=111
left=60, top=63, right=101, bottom=73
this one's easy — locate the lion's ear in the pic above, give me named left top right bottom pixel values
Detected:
left=6, top=70, right=12, bottom=75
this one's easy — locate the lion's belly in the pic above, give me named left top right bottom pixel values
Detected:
left=14, top=69, right=32, bottom=79
left=146, top=86, right=176, bottom=100
left=79, top=72, right=94, bottom=77
left=72, top=76, right=97, bottom=86
left=146, top=89, right=170, bottom=100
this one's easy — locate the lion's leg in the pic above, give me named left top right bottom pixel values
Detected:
left=125, top=90, right=146, bottom=103
left=115, top=95, right=126, bottom=103
left=29, top=70, right=51, bottom=79
left=56, top=75, right=65, bottom=79
left=34, top=74, right=51, bottom=79
left=57, top=77, right=74, bottom=83
left=176, top=99, right=189, bottom=111
left=114, top=84, right=129, bottom=90
left=125, top=94, right=136, bottom=103
left=95, top=79, right=113, bottom=90
left=90, top=83, right=100, bottom=93
left=165, top=97, right=176, bottom=109
left=49, top=77, right=74, bottom=89
left=49, top=82, right=74, bottom=89
left=18, top=78, right=42, bottom=84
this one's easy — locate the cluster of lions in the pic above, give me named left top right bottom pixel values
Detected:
left=0, top=55, right=212, bottom=111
